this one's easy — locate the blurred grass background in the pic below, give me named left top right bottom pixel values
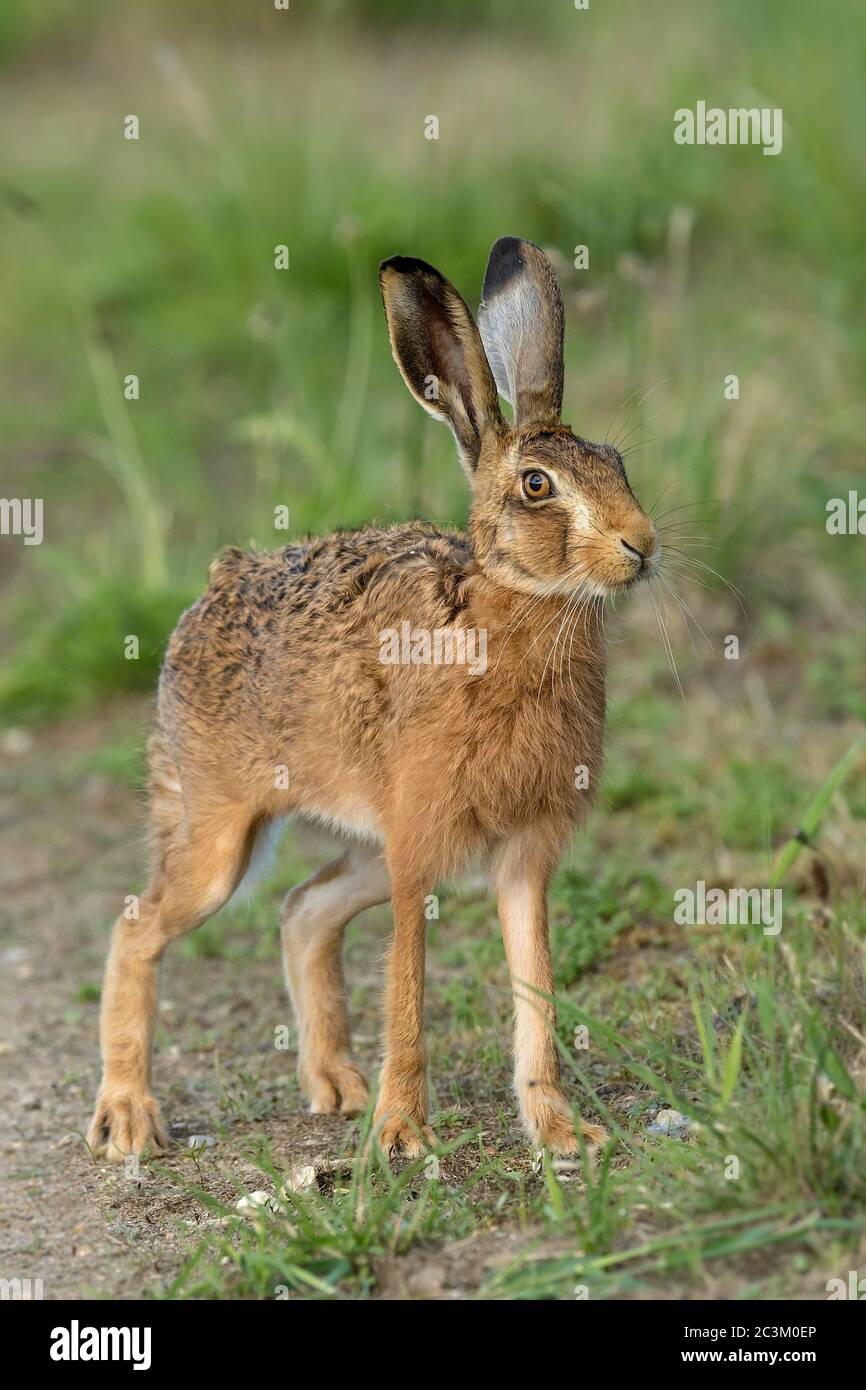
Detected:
left=0, top=0, right=864, bottom=725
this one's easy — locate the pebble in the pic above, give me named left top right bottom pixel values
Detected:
left=646, top=1107, right=693, bottom=1137
left=2, top=728, right=34, bottom=756
left=234, top=1190, right=297, bottom=1234
left=280, top=1164, right=317, bottom=1195
left=186, top=1135, right=216, bottom=1151
left=407, top=1264, right=447, bottom=1298
left=235, top=1190, right=275, bottom=1215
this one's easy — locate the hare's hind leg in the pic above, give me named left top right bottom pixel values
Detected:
left=281, top=844, right=389, bottom=1115
left=88, top=739, right=258, bottom=1162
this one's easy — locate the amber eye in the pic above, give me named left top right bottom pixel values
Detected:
left=522, top=470, right=552, bottom=500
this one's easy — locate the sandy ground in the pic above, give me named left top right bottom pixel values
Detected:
left=0, top=710, right=357, bottom=1298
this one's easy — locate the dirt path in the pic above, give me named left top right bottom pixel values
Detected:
left=0, top=710, right=380, bottom=1299
left=1, top=714, right=155, bottom=1297
left=1, top=708, right=543, bottom=1301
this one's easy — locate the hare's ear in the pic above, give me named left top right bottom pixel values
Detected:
left=478, top=237, right=564, bottom=427
left=379, top=255, right=504, bottom=477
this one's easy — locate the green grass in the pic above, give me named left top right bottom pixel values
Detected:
left=0, top=585, right=192, bottom=723
left=158, top=869, right=866, bottom=1300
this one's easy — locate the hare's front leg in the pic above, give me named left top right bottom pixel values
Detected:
left=372, top=868, right=433, bottom=1157
left=492, top=826, right=608, bottom=1153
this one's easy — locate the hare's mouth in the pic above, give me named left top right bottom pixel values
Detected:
left=597, top=539, right=661, bottom=594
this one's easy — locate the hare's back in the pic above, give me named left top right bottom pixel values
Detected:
left=206, top=521, right=470, bottom=619
left=159, top=521, right=472, bottom=720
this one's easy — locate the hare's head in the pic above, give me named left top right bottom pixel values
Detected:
left=380, top=237, right=659, bottom=598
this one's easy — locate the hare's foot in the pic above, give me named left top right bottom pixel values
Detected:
left=88, top=1088, right=170, bottom=1163
left=372, top=1107, right=435, bottom=1159
left=523, top=1082, right=608, bottom=1154
left=304, top=1058, right=369, bottom=1115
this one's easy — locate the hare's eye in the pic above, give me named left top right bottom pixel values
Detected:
left=522, top=470, right=553, bottom=500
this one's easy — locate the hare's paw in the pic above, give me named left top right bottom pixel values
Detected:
left=304, top=1059, right=369, bottom=1116
left=88, top=1089, right=170, bottom=1164
left=523, top=1082, right=608, bottom=1155
left=371, top=1104, right=434, bottom=1159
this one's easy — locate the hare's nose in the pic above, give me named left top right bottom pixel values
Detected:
left=619, top=516, right=658, bottom=568
left=620, top=537, right=646, bottom=564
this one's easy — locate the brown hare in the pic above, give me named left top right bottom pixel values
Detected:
left=88, top=237, right=658, bottom=1164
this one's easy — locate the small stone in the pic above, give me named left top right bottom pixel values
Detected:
left=280, top=1164, right=317, bottom=1196
left=236, top=1190, right=272, bottom=1214
left=2, top=728, right=34, bottom=756
left=407, top=1265, right=447, bottom=1298
left=646, top=1108, right=693, bottom=1137
left=187, top=1134, right=216, bottom=1151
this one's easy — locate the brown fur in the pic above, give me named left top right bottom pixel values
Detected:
left=88, top=238, right=657, bottom=1162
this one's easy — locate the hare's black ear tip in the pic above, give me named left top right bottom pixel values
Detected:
left=379, top=254, right=440, bottom=284
left=489, top=235, right=524, bottom=256
left=483, top=236, right=534, bottom=297
left=379, top=255, right=411, bottom=288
